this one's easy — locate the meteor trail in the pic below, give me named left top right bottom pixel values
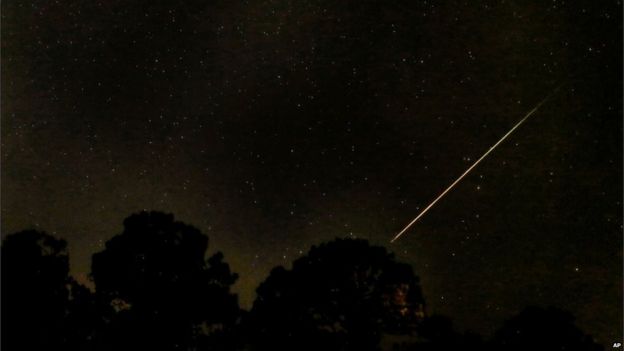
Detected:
left=391, top=87, right=561, bottom=243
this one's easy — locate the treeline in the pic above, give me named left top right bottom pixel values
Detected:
left=1, top=211, right=603, bottom=351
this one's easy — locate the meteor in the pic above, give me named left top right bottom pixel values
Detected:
left=391, top=87, right=561, bottom=243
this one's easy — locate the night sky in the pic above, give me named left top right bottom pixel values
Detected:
left=2, top=0, right=622, bottom=345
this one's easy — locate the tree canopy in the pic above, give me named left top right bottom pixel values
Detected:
left=249, top=238, right=425, bottom=351
left=490, top=306, right=603, bottom=351
left=91, top=211, right=239, bottom=350
left=1, top=230, right=71, bottom=349
left=0, top=215, right=606, bottom=351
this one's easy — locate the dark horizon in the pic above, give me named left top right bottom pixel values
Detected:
left=0, top=211, right=611, bottom=350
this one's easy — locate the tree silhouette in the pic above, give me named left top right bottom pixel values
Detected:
left=393, top=314, right=484, bottom=351
left=1, top=230, right=97, bottom=350
left=90, top=211, right=239, bottom=350
left=65, top=278, right=101, bottom=350
left=1, top=230, right=71, bottom=350
left=248, top=238, right=425, bottom=351
left=489, top=306, right=603, bottom=351
left=1, top=220, right=607, bottom=351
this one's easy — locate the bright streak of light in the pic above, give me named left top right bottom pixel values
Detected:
left=391, top=87, right=561, bottom=243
